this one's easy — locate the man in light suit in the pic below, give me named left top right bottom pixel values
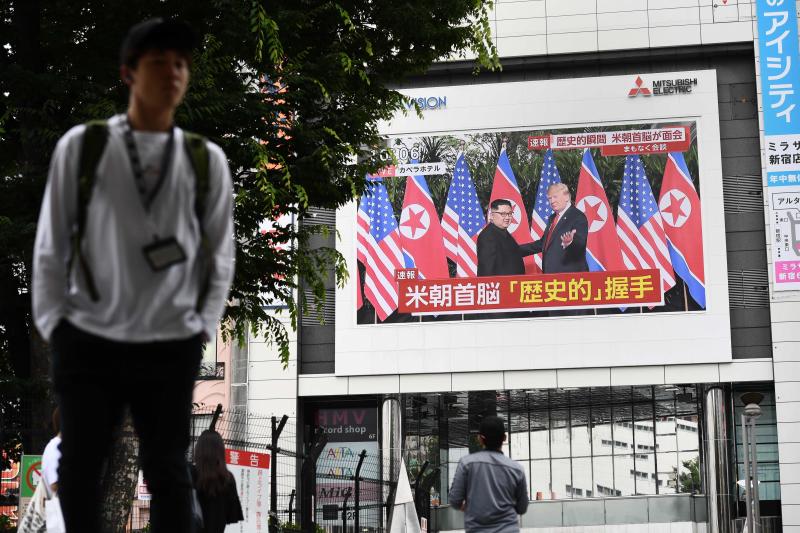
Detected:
left=530, top=183, right=588, bottom=273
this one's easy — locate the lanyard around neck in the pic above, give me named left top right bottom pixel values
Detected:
left=122, top=116, right=175, bottom=212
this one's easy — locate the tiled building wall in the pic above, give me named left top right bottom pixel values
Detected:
left=248, top=312, right=298, bottom=419
left=490, top=0, right=754, bottom=58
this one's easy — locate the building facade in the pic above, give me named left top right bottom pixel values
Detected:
left=242, top=2, right=800, bottom=532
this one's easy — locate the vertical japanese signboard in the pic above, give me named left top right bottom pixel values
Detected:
left=225, top=449, right=271, bottom=533
left=314, top=407, right=379, bottom=527
left=756, top=0, right=800, bottom=291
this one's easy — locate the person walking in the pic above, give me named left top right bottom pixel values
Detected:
left=192, top=430, right=244, bottom=533
left=448, top=416, right=529, bottom=533
left=32, top=17, right=235, bottom=533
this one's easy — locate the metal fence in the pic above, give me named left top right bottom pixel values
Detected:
left=127, top=405, right=299, bottom=532
left=314, top=446, right=386, bottom=533
left=4, top=405, right=430, bottom=533
left=307, top=441, right=438, bottom=533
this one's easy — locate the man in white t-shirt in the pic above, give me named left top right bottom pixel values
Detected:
left=32, top=18, right=235, bottom=533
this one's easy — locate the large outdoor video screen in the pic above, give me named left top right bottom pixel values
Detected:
left=356, top=121, right=705, bottom=324
left=337, top=71, right=730, bottom=374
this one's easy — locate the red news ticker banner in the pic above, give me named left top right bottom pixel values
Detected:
left=397, top=269, right=663, bottom=315
left=527, top=127, right=690, bottom=156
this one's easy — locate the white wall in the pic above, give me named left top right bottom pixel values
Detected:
left=485, top=0, right=753, bottom=59
left=248, top=310, right=298, bottom=420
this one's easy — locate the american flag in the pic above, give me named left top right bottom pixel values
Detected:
left=616, top=155, right=676, bottom=293
left=530, top=149, right=563, bottom=271
left=356, top=176, right=404, bottom=321
left=442, top=153, right=485, bottom=277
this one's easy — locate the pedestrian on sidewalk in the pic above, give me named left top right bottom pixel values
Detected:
left=32, top=17, right=235, bottom=533
left=448, top=415, right=529, bottom=533
left=192, top=430, right=244, bottom=533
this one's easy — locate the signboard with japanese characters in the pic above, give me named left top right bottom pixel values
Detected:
left=756, top=0, right=800, bottom=291
left=337, top=71, right=732, bottom=374
left=225, top=449, right=271, bottom=533
left=314, top=407, right=379, bottom=529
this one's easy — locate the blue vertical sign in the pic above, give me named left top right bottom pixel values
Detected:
left=757, top=0, right=800, bottom=290
left=757, top=0, right=800, bottom=135
left=757, top=0, right=800, bottom=186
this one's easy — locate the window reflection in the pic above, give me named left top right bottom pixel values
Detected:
left=404, top=385, right=703, bottom=503
left=550, top=408, right=570, bottom=459
left=531, top=459, right=551, bottom=500
left=733, top=387, right=781, bottom=502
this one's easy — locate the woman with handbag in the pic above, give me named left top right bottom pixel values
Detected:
left=192, top=430, right=244, bottom=533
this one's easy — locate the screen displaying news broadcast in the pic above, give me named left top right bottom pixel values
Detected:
left=356, top=121, right=705, bottom=325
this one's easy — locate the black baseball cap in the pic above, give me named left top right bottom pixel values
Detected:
left=120, top=18, right=197, bottom=68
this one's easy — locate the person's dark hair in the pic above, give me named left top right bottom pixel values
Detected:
left=51, top=406, right=60, bottom=435
left=193, top=430, right=231, bottom=496
left=120, top=18, right=197, bottom=68
left=479, top=415, right=506, bottom=450
left=490, top=199, right=512, bottom=211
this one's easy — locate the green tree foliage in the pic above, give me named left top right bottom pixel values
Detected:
left=678, top=456, right=701, bottom=493
left=0, top=0, right=498, bottom=460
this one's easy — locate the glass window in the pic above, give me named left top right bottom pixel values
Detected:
left=519, top=460, right=532, bottom=500
left=633, top=454, right=658, bottom=495
left=550, top=408, right=570, bottom=459
left=427, top=385, right=703, bottom=504
left=732, top=386, right=780, bottom=501
left=612, top=404, right=633, bottom=455
left=551, top=458, right=572, bottom=499
left=592, top=455, right=614, bottom=496
left=571, top=457, right=592, bottom=497
left=614, top=455, right=636, bottom=496
left=656, top=451, right=679, bottom=493
left=510, top=411, right=530, bottom=460
left=633, top=402, right=656, bottom=455
left=530, top=409, right=550, bottom=459
left=591, top=406, right=612, bottom=456
left=677, top=451, right=701, bottom=493
left=531, top=459, right=552, bottom=500
left=571, top=406, right=591, bottom=457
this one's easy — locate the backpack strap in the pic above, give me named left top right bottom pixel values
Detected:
left=73, top=120, right=108, bottom=302
left=183, top=131, right=212, bottom=311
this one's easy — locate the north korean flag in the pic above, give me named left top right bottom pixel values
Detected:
left=489, top=147, right=536, bottom=274
left=575, top=149, right=627, bottom=272
left=398, top=174, right=449, bottom=279
left=658, top=152, right=706, bottom=308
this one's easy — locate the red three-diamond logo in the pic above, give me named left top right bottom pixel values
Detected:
left=628, top=76, right=652, bottom=97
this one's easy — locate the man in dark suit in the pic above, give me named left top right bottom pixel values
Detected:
left=477, top=199, right=536, bottom=276
left=530, top=183, right=588, bottom=273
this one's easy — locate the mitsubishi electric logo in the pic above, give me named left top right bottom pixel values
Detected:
left=628, top=76, right=651, bottom=97
left=628, top=75, right=698, bottom=97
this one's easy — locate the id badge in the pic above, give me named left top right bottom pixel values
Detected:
left=142, top=237, right=186, bottom=271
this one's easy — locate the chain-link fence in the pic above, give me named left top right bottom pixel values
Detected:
left=127, top=405, right=299, bottom=532
left=308, top=443, right=440, bottom=533
left=314, top=446, right=386, bottom=533
left=5, top=404, right=433, bottom=533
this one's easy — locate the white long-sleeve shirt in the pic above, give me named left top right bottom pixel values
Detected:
left=33, top=114, right=235, bottom=343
